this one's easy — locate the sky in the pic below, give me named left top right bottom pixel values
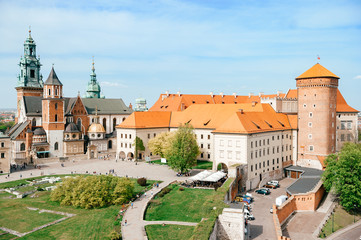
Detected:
left=0, top=0, right=360, bottom=110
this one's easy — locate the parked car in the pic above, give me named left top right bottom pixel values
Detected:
left=269, top=180, right=280, bottom=187
left=255, top=188, right=270, bottom=195
left=244, top=211, right=255, bottom=220
left=263, top=183, right=277, bottom=189
left=270, top=207, right=273, bottom=213
left=267, top=181, right=280, bottom=188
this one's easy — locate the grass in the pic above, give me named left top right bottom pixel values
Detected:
left=145, top=178, right=233, bottom=240
left=319, top=205, right=361, bottom=238
left=146, top=225, right=195, bottom=240
left=0, top=175, right=158, bottom=239
left=145, top=185, right=215, bottom=222
left=149, top=160, right=213, bottom=170
left=0, top=232, right=17, bottom=240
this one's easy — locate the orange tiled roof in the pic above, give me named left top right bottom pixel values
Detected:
left=336, top=89, right=359, bottom=113
left=296, top=63, right=339, bottom=79
left=317, top=156, right=326, bottom=169
left=287, top=114, right=298, bottom=129
left=149, top=93, right=285, bottom=112
left=213, top=104, right=291, bottom=134
left=117, top=111, right=171, bottom=129
left=285, top=89, right=297, bottom=99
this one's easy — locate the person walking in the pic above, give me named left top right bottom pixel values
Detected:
left=124, top=219, right=127, bottom=226
left=131, top=202, right=134, bottom=209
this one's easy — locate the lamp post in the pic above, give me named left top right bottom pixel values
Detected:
left=332, top=210, right=334, bottom=233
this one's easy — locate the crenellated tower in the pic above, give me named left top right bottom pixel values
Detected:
left=296, top=63, right=339, bottom=169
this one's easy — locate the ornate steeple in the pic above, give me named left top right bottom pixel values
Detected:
left=84, top=58, right=105, bottom=99
left=17, top=28, right=43, bottom=88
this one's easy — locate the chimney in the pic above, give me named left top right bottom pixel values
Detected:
left=259, top=92, right=264, bottom=97
left=210, top=92, right=214, bottom=98
left=239, top=109, right=244, bottom=114
left=129, top=103, right=133, bottom=109
left=233, top=93, right=237, bottom=98
left=249, top=92, right=254, bottom=98
left=177, top=91, right=181, bottom=96
left=252, top=101, right=257, bottom=107
left=220, top=92, right=224, bottom=98
left=165, top=90, right=169, bottom=97
left=277, top=90, right=282, bottom=97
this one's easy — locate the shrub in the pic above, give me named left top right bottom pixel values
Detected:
left=179, top=187, right=184, bottom=191
left=158, top=187, right=171, bottom=198
left=214, top=182, right=222, bottom=191
left=50, top=175, right=134, bottom=209
left=137, top=177, right=147, bottom=186
left=109, top=231, right=121, bottom=240
left=37, top=187, right=44, bottom=191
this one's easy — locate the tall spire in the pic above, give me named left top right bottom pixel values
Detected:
left=84, top=57, right=104, bottom=98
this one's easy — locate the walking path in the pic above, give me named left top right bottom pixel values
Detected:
left=121, top=179, right=199, bottom=240
left=326, top=220, right=361, bottom=240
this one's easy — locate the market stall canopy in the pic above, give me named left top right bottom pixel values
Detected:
left=203, top=171, right=227, bottom=182
left=189, top=170, right=213, bottom=181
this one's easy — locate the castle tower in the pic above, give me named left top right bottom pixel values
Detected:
left=296, top=63, right=339, bottom=169
left=15, top=29, right=44, bottom=122
left=84, top=59, right=105, bottom=99
left=42, top=67, right=65, bottom=157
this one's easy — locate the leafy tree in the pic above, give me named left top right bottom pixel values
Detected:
left=51, top=175, right=134, bottom=209
left=134, top=136, right=145, bottom=159
left=322, top=142, right=361, bottom=211
left=0, top=121, right=15, bottom=133
left=148, top=132, right=174, bottom=158
left=164, top=124, right=200, bottom=173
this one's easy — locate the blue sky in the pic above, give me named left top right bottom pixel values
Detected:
left=0, top=0, right=360, bottom=110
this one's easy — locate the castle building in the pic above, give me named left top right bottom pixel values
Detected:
left=8, top=32, right=133, bottom=165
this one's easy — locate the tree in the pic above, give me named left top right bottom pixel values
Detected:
left=134, top=136, right=145, bottom=160
left=164, top=124, right=200, bottom=173
left=148, top=132, right=174, bottom=158
left=322, top=142, right=361, bottom=212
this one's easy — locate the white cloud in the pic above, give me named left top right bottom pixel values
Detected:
left=354, top=75, right=361, bottom=80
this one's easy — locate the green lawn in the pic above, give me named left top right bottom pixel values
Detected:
left=0, top=175, right=158, bottom=239
left=319, top=205, right=361, bottom=238
left=146, top=224, right=195, bottom=240
left=145, top=185, right=215, bottom=222
left=0, top=232, right=17, bottom=240
left=149, top=160, right=213, bottom=170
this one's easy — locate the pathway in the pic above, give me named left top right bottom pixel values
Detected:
left=121, top=179, right=200, bottom=240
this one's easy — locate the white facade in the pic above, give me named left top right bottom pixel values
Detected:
left=89, top=114, right=129, bottom=134
left=336, top=112, right=359, bottom=151
left=46, top=130, right=64, bottom=157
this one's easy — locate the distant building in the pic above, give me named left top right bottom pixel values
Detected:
left=8, top=31, right=132, bottom=165
left=134, top=98, right=148, bottom=112
left=0, top=132, right=11, bottom=173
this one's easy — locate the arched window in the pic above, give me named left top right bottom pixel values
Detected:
left=48, top=89, right=51, bottom=96
left=77, top=118, right=82, bottom=131
left=113, top=118, right=117, bottom=131
left=103, top=118, right=107, bottom=131
left=55, top=114, right=58, bottom=122
left=54, top=142, right=59, bottom=150
left=32, top=118, right=36, bottom=127
left=55, top=103, right=58, bottom=109
left=20, top=143, right=25, bottom=151
left=108, top=140, right=112, bottom=149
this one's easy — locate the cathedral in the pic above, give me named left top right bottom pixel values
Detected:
left=8, top=30, right=133, bottom=165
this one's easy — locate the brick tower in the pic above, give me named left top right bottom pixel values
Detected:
left=42, top=67, right=65, bottom=157
left=16, top=29, right=44, bottom=123
left=296, top=63, right=339, bottom=169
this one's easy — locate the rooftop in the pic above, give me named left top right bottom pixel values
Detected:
left=296, top=63, right=339, bottom=80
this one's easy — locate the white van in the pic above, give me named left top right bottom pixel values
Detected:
left=275, top=195, right=288, bottom=207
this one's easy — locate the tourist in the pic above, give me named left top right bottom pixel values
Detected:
left=131, top=202, right=133, bottom=209
left=124, top=219, right=127, bottom=226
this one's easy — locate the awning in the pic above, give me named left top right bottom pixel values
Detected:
left=202, top=171, right=227, bottom=182
left=189, top=170, right=213, bottom=181
left=37, top=151, right=50, bottom=154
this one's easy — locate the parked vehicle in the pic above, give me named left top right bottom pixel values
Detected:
left=270, top=207, right=273, bottom=213
left=263, top=183, right=277, bottom=189
left=269, top=180, right=280, bottom=187
left=275, top=195, right=288, bottom=207
left=244, top=211, right=255, bottom=220
left=255, top=188, right=270, bottom=195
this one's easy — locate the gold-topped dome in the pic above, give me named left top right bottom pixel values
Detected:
left=88, top=123, right=105, bottom=133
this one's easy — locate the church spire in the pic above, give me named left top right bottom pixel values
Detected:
left=84, top=57, right=105, bottom=99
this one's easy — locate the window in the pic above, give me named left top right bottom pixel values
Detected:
left=267, top=139, right=270, bottom=145
left=309, top=145, right=314, bottom=151
left=308, top=134, right=312, bottom=139
left=219, top=151, right=224, bottom=158
left=251, top=152, right=253, bottom=159
left=277, top=158, right=279, bottom=164
left=255, top=141, right=257, bottom=147
left=273, top=147, right=275, bottom=154
left=309, top=112, right=313, bottom=118
left=1, top=153, right=4, bottom=158
left=54, top=142, right=59, bottom=150
left=30, top=69, right=35, bottom=78
left=125, top=134, right=127, bottom=139
left=341, top=121, right=346, bottom=130
left=125, top=143, right=127, bottom=148
left=154, top=133, right=156, bottom=137
left=236, top=141, right=240, bottom=147
left=267, top=160, right=269, bottom=166
left=303, top=104, right=306, bottom=108
left=255, top=164, right=257, bottom=170
left=263, top=161, right=265, bottom=167
left=77, top=118, right=82, bottom=131
left=207, top=153, right=210, bottom=159
left=220, top=140, right=224, bottom=146
left=255, top=152, right=257, bottom=158
left=259, top=150, right=261, bottom=157
left=129, top=134, right=132, bottom=139
left=207, top=144, right=210, bottom=149
left=48, top=89, right=51, bottom=96
left=55, top=114, right=58, bottom=122
left=236, top=152, right=240, bottom=160
left=251, top=165, right=253, bottom=172
left=277, top=135, right=280, bottom=140
left=113, top=118, right=117, bottom=131
left=341, top=134, right=345, bottom=141
left=208, top=135, right=210, bottom=140
left=273, top=159, right=275, bottom=164
left=228, top=151, right=232, bottom=159
left=332, top=122, right=334, bottom=128
left=272, top=136, right=274, bottom=141
left=267, top=148, right=269, bottom=155
left=55, top=89, right=58, bottom=96
left=201, top=134, right=203, bottom=139
left=121, top=143, right=123, bottom=147
left=121, top=134, right=123, bottom=138
left=313, top=104, right=316, bottom=108
left=148, top=134, right=150, bottom=139
left=277, top=146, right=279, bottom=153
left=102, top=118, right=106, bottom=131
left=1, top=142, right=4, bottom=148
left=251, top=142, right=253, bottom=148
left=259, top=140, right=262, bottom=146
left=259, top=163, right=261, bottom=169
left=347, top=134, right=351, bottom=141
left=201, top=153, right=204, bottom=158
left=347, top=121, right=352, bottom=130
left=97, top=134, right=101, bottom=138
left=55, top=103, right=58, bottom=109
left=228, top=140, right=232, bottom=147
left=308, top=122, right=312, bottom=127
left=201, top=144, right=203, bottom=148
